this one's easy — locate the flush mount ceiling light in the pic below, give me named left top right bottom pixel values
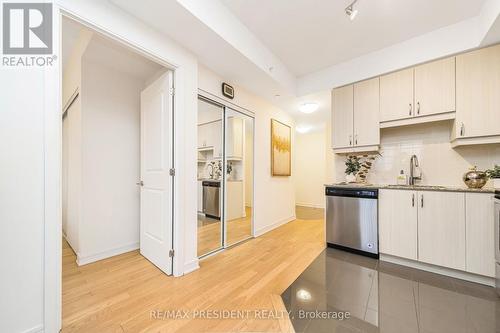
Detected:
left=345, top=0, right=359, bottom=21
left=299, top=102, right=319, bottom=114
left=296, top=125, right=312, bottom=134
left=296, top=289, right=312, bottom=301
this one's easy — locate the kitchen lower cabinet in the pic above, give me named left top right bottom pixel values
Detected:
left=380, top=189, right=495, bottom=279
left=465, top=193, right=495, bottom=277
left=379, top=189, right=418, bottom=260
left=417, top=191, right=466, bottom=271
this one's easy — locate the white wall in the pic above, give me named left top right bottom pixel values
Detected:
left=75, top=59, right=143, bottom=264
left=326, top=121, right=500, bottom=187
left=0, top=0, right=198, bottom=332
left=295, top=129, right=327, bottom=208
left=198, top=65, right=296, bottom=236
left=62, top=29, right=92, bottom=254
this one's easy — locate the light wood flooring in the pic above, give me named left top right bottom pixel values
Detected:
left=197, top=207, right=253, bottom=257
left=62, top=209, right=325, bottom=332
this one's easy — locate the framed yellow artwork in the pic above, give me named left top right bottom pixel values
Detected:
left=271, top=119, right=291, bottom=176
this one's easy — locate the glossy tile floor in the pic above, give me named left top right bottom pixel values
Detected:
left=281, top=248, right=500, bottom=333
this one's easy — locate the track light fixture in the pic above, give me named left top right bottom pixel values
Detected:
left=345, top=0, right=359, bottom=21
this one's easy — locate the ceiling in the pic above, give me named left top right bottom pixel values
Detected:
left=221, top=0, right=487, bottom=76
left=62, top=17, right=163, bottom=82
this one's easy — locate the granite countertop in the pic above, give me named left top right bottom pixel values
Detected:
left=324, top=183, right=496, bottom=193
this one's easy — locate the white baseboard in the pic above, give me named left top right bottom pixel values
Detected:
left=77, top=242, right=139, bottom=266
left=380, top=254, right=496, bottom=287
left=21, top=325, right=44, bottom=333
left=183, top=259, right=200, bottom=275
left=296, top=202, right=325, bottom=209
left=255, top=215, right=296, bottom=237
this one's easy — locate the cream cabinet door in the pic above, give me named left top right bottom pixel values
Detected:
left=417, top=191, right=466, bottom=270
left=465, top=193, right=495, bottom=277
left=456, top=44, right=500, bottom=138
left=379, top=190, right=418, bottom=260
left=331, top=85, right=354, bottom=148
left=226, top=117, right=244, bottom=159
left=414, top=57, right=455, bottom=117
left=354, top=78, right=380, bottom=147
left=380, top=68, right=414, bottom=122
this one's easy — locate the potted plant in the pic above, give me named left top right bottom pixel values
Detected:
left=486, top=165, right=500, bottom=189
left=345, top=155, right=361, bottom=183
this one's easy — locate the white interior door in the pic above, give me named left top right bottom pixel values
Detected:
left=139, top=71, right=173, bottom=275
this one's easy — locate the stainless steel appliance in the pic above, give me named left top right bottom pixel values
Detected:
left=202, top=180, right=221, bottom=219
left=325, top=187, right=379, bottom=258
left=494, top=190, right=500, bottom=295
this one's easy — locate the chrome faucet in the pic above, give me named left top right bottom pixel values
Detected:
left=409, top=155, right=421, bottom=185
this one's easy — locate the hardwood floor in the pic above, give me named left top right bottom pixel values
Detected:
left=197, top=207, right=253, bottom=257
left=62, top=214, right=325, bottom=332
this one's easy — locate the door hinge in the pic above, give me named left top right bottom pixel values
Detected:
left=169, top=168, right=175, bottom=176
left=169, top=87, right=175, bottom=96
left=169, top=249, right=175, bottom=257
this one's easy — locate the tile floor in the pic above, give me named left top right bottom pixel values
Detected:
left=281, top=248, right=500, bottom=333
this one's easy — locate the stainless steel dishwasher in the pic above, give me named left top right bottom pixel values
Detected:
left=325, top=187, right=379, bottom=258
left=202, top=180, right=221, bottom=220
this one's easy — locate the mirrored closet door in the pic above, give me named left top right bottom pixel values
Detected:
left=197, top=97, right=224, bottom=257
left=196, top=96, right=255, bottom=258
left=224, top=108, right=254, bottom=247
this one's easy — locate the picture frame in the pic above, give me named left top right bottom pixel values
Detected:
left=271, top=119, right=291, bottom=176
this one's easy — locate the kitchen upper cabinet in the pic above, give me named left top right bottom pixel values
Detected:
left=417, top=191, right=466, bottom=271
left=198, top=120, right=222, bottom=157
left=465, top=193, right=495, bottom=277
left=455, top=44, right=500, bottom=140
left=379, top=189, right=418, bottom=260
left=226, top=117, right=244, bottom=159
left=331, top=85, right=354, bottom=149
left=380, top=68, right=414, bottom=122
left=414, top=57, right=455, bottom=117
left=331, top=79, right=379, bottom=152
left=353, top=78, right=380, bottom=147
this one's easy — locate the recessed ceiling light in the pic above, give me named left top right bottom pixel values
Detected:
left=299, top=102, right=319, bottom=114
left=296, top=125, right=312, bottom=134
left=296, top=289, right=312, bottom=301
left=345, top=0, right=359, bottom=21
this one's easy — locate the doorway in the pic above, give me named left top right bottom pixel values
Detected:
left=197, top=96, right=255, bottom=257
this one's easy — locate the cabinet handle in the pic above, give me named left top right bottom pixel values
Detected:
left=460, top=123, right=465, bottom=137
left=355, top=134, right=358, bottom=145
left=417, top=102, right=420, bottom=115
left=349, top=135, right=352, bottom=146
left=412, top=193, right=415, bottom=207
left=421, top=194, right=424, bottom=208
left=409, top=103, right=412, bottom=116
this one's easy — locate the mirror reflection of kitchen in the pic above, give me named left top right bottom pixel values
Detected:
left=197, top=98, right=223, bottom=257
left=225, top=109, right=253, bottom=246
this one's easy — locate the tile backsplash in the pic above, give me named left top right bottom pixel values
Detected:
left=331, top=121, right=500, bottom=187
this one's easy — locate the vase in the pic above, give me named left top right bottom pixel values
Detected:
left=345, top=174, right=357, bottom=183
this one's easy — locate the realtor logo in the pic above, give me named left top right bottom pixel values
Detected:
left=2, top=2, right=53, bottom=54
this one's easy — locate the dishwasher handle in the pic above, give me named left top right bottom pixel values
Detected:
left=325, top=187, right=378, bottom=199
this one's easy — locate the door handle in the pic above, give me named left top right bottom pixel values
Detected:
left=420, top=194, right=424, bottom=208
left=412, top=193, right=415, bottom=207
left=136, top=180, right=144, bottom=186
